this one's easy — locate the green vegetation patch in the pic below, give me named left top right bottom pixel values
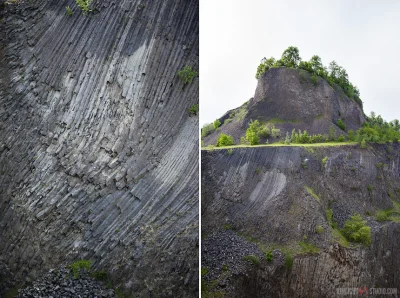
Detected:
left=201, top=123, right=215, bottom=138
left=298, top=241, right=320, bottom=254
left=321, top=156, right=328, bottom=168
left=66, top=5, right=74, bottom=16
left=216, top=134, right=234, bottom=147
left=341, top=214, right=371, bottom=246
left=265, top=250, right=273, bottom=262
left=255, top=46, right=362, bottom=107
left=178, top=66, right=197, bottom=84
left=69, top=259, right=92, bottom=278
left=76, top=0, right=92, bottom=14
left=375, top=209, right=400, bottom=222
left=189, top=104, right=199, bottom=116
left=242, top=255, right=260, bottom=266
left=304, top=186, right=320, bottom=202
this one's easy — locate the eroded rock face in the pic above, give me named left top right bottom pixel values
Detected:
left=201, top=144, right=400, bottom=297
left=203, top=68, right=365, bottom=146
left=0, top=0, right=198, bottom=296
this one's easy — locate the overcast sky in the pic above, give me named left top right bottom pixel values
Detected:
left=200, top=0, right=400, bottom=126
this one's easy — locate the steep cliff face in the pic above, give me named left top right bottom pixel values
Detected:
left=202, top=144, right=400, bottom=297
left=203, top=68, right=365, bottom=146
left=0, top=0, right=198, bottom=296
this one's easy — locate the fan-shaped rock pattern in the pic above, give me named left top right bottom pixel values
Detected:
left=0, top=0, right=198, bottom=296
left=202, top=144, right=400, bottom=297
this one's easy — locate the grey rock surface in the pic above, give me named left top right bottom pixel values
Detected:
left=16, top=267, right=116, bottom=298
left=202, top=144, right=400, bottom=297
left=0, top=0, right=198, bottom=297
left=203, top=67, right=365, bottom=146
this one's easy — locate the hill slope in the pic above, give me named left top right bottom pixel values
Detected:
left=203, top=67, right=365, bottom=146
left=202, top=144, right=400, bottom=297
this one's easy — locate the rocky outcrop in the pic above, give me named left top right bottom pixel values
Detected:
left=201, top=144, right=400, bottom=297
left=203, top=67, right=365, bottom=146
left=0, top=0, right=198, bottom=297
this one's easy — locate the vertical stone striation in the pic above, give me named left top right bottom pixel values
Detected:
left=0, top=0, right=198, bottom=296
left=202, top=144, right=400, bottom=297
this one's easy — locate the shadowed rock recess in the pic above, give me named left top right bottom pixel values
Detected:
left=202, top=145, right=400, bottom=297
left=203, top=67, right=365, bottom=146
left=0, top=0, right=198, bottom=296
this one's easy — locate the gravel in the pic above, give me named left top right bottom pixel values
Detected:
left=16, top=267, right=116, bottom=298
left=202, top=229, right=265, bottom=282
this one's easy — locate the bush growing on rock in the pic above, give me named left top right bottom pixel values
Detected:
left=341, top=214, right=371, bottom=246
left=178, top=65, right=197, bottom=84
left=255, top=46, right=362, bottom=107
left=76, top=0, right=92, bottom=14
left=213, top=119, right=221, bottom=130
left=69, top=259, right=92, bottom=278
left=189, top=103, right=199, bottom=116
left=337, top=119, right=346, bottom=131
left=201, top=123, right=214, bottom=138
left=216, top=134, right=234, bottom=147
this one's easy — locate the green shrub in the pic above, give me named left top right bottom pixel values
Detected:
left=242, top=255, right=260, bottom=266
left=66, top=5, right=74, bottom=16
left=213, top=119, right=221, bottom=129
left=315, top=225, right=324, bottom=234
left=271, top=127, right=281, bottom=138
left=227, top=148, right=233, bottom=155
left=69, top=260, right=92, bottom=278
left=240, top=136, right=248, bottom=144
left=341, top=214, right=371, bottom=246
left=246, top=129, right=260, bottom=145
left=284, top=131, right=291, bottom=144
left=375, top=209, right=400, bottom=222
left=76, top=0, right=92, bottom=14
left=189, top=104, right=198, bottom=116
left=337, top=119, right=346, bottom=131
left=201, top=123, right=215, bottom=138
left=337, top=135, right=345, bottom=142
left=258, top=126, right=270, bottom=138
left=177, top=66, right=197, bottom=84
left=360, top=138, right=367, bottom=148
left=216, top=134, right=234, bottom=147
left=347, top=129, right=355, bottom=141
left=311, top=74, right=318, bottom=86
left=265, top=250, right=273, bottom=262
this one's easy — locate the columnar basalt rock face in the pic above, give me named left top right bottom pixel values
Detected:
left=203, top=68, right=365, bottom=146
left=202, top=144, right=400, bottom=297
left=0, top=0, right=199, bottom=296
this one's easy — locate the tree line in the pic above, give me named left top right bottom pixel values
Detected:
left=255, top=46, right=362, bottom=107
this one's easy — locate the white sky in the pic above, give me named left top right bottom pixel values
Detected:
left=200, top=0, right=400, bottom=126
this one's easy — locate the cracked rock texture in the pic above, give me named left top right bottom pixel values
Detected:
left=202, top=144, right=400, bottom=297
left=203, top=67, right=365, bottom=146
left=0, top=0, right=198, bottom=296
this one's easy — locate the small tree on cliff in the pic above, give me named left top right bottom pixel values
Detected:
left=281, top=46, right=301, bottom=68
